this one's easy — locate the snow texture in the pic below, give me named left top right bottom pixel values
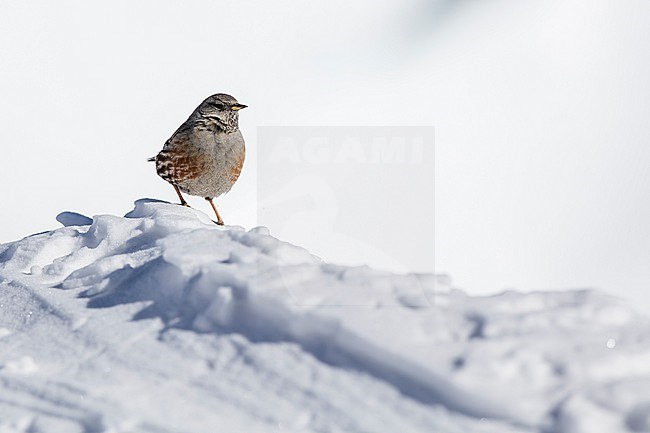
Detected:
left=0, top=199, right=648, bottom=433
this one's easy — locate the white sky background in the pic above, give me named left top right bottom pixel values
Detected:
left=1, top=1, right=649, bottom=307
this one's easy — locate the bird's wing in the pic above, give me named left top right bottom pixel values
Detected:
left=155, top=135, right=210, bottom=184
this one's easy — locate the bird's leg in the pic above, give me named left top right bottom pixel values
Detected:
left=173, top=185, right=190, bottom=207
left=206, top=198, right=224, bottom=226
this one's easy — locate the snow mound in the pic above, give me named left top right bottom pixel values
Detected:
left=0, top=199, right=648, bottom=433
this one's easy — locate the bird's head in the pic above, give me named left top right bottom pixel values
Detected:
left=196, top=93, right=247, bottom=132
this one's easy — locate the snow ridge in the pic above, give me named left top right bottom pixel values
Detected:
left=0, top=200, right=648, bottom=433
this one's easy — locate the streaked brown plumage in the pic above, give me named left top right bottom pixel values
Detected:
left=149, top=93, right=247, bottom=225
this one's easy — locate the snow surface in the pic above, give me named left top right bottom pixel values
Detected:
left=0, top=200, right=649, bottom=433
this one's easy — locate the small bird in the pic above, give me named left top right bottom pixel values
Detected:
left=149, top=94, right=247, bottom=225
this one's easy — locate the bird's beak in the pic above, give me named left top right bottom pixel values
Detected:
left=231, top=104, right=247, bottom=111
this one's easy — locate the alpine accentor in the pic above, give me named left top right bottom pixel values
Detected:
left=149, top=93, right=247, bottom=225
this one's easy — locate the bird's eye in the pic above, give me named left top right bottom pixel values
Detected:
left=211, top=103, right=224, bottom=110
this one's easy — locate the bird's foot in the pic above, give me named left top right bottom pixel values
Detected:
left=179, top=202, right=190, bottom=208
left=213, top=219, right=224, bottom=226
